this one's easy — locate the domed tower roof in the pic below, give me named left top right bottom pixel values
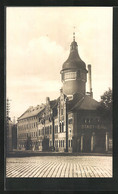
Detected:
left=61, top=33, right=86, bottom=71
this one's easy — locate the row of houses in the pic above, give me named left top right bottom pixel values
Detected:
left=17, top=92, right=112, bottom=153
left=7, top=34, right=112, bottom=153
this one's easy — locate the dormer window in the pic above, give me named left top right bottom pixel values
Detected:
left=64, top=72, right=77, bottom=81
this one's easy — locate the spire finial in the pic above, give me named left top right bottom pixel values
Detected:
left=73, top=26, right=75, bottom=41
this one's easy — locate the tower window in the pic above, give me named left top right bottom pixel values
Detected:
left=64, top=72, right=77, bottom=81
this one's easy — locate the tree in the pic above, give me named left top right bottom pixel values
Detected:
left=25, top=136, right=32, bottom=150
left=98, top=88, right=112, bottom=125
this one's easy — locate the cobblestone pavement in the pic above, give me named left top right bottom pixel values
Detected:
left=6, top=156, right=112, bottom=178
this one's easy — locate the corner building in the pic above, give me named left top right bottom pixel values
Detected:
left=17, top=35, right=112, bottom=153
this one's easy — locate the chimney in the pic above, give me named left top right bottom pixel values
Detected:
left=46, top=97, right=50, bottom=104
left=88, top=64, right=93, bottom=98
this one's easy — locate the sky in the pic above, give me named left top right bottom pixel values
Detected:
left=6, top=7, right=112, bottom=121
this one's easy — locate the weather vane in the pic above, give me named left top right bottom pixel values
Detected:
left=73, top=26, right=76, bottom=41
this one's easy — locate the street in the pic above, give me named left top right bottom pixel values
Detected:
left=6, top=156, right=112, bottom=178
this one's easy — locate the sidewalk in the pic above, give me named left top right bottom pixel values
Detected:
left=7, top=150, right=112, bottom=157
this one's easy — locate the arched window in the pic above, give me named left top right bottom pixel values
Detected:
left=60, top=123, right=62, bottom=133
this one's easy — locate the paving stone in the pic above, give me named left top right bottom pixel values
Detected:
left=6, top=156, right=112, bottom=178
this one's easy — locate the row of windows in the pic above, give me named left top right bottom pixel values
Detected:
left=45, top=126, right=52, bottom=135
left=39, top=116, right=52, bottom=124
left=18, top=122, right=69, bottom=138
left=55, top=140, right=64, bottom=147
left=60, top=122, right=64, bottom=133
left=64, top=72, right=77, bottom=81
left=18, top=122, right=37, bottom=130
left=68, top=140, right=72, bottom=147
left=18, top=139, right=72, bottom=148
left=18, top=141, right=42, bottom=148
left=55, top=140, right=72, bottom=148
left=62, top=71, right=86, bottom=82
left=18, top=131, right=38, bottom=138
left=18, top=116, right=37, bottom=123
left=55, top=123, right=65, bottom=134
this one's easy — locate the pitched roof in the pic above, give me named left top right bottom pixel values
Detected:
left=50, top=99, right=58, bottom=108
left=18, top=104, right=45, bottom=120
left=69, top=95, right=99, bottom=111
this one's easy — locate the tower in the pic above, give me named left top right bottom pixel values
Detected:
left=60, top=33, right=88, bottom=96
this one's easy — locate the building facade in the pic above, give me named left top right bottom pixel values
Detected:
left=6, top=117, right=17, bottom=154
left=17, top=35, right=112, bottom=153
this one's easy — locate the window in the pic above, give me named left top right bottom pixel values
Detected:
left=45, top=126, right=49, bottom=135
left=64, top=72, right=77, bottom=81
left=62, top=122, right=64, bottom=132
left=68, top=118, right=72, bottom=124
left=55, top=125, right=58, bottom=134
left=61, top=109, right=63, bottom=115
left=60, top=123, right=62, bottom=133
left=61, top=140, right=62, bottom=147
left=63, top=140, right=64, bottom=147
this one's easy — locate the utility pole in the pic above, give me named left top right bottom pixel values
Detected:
left=6, top=98, right=11, bottom=154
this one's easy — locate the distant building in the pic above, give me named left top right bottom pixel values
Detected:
left=17, top=34, right=112, bottom=153
left=6, top=117, right=17, bottom=153
left=12, top=124, right=17, bottom=150
left=17, top=104, right=45, bottom=150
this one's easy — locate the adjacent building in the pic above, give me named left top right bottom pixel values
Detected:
left=17, top=34, right=112, bottom=153
left=6, top=117, right=17, bottom=153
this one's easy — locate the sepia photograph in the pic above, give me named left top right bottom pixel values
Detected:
left=6, top=6, right=112, bottom=180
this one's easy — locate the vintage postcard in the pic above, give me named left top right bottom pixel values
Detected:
left=5, top=6, right=113, bottom=190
